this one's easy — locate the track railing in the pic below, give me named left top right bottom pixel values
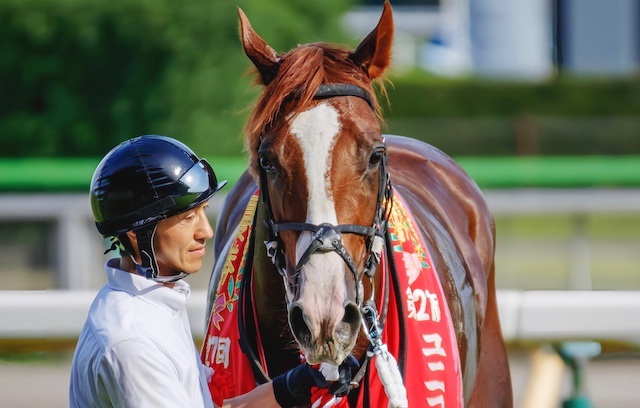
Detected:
left=1, top=289, right=639, bottom=344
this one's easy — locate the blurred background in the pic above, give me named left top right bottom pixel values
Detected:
left=1, top=0, right=639, bottom=406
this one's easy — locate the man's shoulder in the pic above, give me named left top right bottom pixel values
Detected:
left=84, top=288, right=145, bottom=344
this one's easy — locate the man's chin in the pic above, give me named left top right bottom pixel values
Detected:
left=183, top=261, right=203, bottom=275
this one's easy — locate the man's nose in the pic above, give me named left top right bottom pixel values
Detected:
left=197, top=210, right=214, bottom=240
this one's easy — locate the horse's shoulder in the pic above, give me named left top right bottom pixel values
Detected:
left=385, top=133, right=494, bottom=324
left=213, top=170, right=258, bottom=257
left=385, top=134, right=485, bottom=200
left=386, top=134, right=465, bottom=173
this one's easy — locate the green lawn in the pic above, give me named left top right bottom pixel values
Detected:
left=2, top=155, right=640, bottom=191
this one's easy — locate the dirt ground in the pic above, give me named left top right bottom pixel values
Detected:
left=1, top=350, right=638, bottom=407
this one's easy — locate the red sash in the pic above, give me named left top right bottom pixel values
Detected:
left=201, top=193, right=258, bottom=407
left=201, top=191, right=462, bottom=407
left=356, top=192, right=463, bottom=407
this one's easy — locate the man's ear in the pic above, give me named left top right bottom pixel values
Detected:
left=125, top=230, right=140, bottom=261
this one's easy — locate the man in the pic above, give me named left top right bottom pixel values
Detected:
left=69, top=135, right=347, bottom=407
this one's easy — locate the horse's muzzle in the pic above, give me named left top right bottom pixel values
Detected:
left=288, top=300, right=361, bottom=365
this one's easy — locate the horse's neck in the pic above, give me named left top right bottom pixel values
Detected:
left=250, top=200, right=301, bottom=377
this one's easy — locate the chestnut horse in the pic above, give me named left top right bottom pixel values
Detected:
left=205, top=2, right=512, bottom=406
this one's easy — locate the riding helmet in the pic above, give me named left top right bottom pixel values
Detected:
left=90, top=135, right=226, bottom=237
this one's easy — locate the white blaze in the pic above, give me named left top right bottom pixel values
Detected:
left=288, top=102, right=354, bottom=349
left=289, top=103, right=345, bottom=303
left=290, top=103, right=340, bottom=228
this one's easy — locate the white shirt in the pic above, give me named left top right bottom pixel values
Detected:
left=69, top=259, right=214, bottom=408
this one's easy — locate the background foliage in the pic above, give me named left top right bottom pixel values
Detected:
left=0, top=0, right=354, bottom=158
left=382, top=73, right=640, bottom=155
left=1, top=0, right=639, bottom=158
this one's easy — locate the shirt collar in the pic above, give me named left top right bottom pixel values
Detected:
left=105, top=258, right=191, bottom=313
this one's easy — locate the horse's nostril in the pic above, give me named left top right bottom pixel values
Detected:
left=288, top=303, right=312, bottom=345
left=335, top=301, right=361, bottom=348
left=342, top=302, right=360, bottom=326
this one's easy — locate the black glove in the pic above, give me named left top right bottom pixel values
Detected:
left=329, top=354, right=359, bottom=397
left=272, top=362, right=327, bottom=407
left=272, top=356, right=361, bottom=407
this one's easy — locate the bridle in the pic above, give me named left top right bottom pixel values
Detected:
left=258, top=83, right=393, bottom=309
left=253, top=84, right=407, bottom=396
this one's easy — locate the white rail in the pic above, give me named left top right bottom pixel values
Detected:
left=2, top=289, right=639, bottom=344
left=1, top=189, right=640, bottom=343
left=0, top=193, right=227, bottom=290
left=1, top=189, right=639, bottom=290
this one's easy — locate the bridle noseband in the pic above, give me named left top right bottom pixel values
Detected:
left=259, top=83, right=392, bottom=308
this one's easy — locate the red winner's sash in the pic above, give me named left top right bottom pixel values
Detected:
left=201, top=190, right=463, bottom=407
left=356, top=192, right=463, bottom=407
left=201, top=193, right=258, bottom=406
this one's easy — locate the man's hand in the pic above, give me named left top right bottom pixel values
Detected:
left=272, top=362, right=326, bottom=407
left=272, top=356, right=360, bottom=407
left=328, top=355, right=359, bottom=397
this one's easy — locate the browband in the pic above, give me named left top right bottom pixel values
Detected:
left=314, top=84, right=374, bottom=110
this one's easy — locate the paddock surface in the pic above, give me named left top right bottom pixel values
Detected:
left=1, top=350, right=638, bottom=407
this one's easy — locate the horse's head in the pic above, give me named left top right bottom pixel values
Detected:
left=239, top=2, right=393, bottom=365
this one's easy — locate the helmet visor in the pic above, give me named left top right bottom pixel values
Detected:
left=96, top=158, right=226, bottom=236
left=173, top=159, right=226, bottom=210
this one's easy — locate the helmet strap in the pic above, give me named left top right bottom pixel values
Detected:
left=132, top=224, right=188, bottom=283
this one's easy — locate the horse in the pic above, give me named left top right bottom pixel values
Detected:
left=203, top=1, right=512, bottom=406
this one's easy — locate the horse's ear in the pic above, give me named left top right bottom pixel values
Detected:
left=238, top=7, right=281, bottom=85
left=350, top=0, right=394, bottom=79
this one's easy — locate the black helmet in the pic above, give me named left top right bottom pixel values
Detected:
left=91, top=135, right=226, bottom=236
left=90, top=135, right=226, bottom=281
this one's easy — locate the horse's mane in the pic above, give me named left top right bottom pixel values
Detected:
left=244, top=42, right=387, bottom=174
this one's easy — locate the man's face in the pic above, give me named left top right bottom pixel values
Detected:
left=153, top=201, right=213, bottom=277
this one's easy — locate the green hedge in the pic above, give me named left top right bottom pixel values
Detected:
left=384, top=73, right=640, bottom=118
left=2, top=0, right=639, bottom=158
left=0, top=0, right=353, bottom=158
left=380, top=74, right=640, bottom=156
left=205, top=73, right=640, bottom=156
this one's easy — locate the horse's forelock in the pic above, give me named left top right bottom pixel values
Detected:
left=244, top=43, right=385, bottom=177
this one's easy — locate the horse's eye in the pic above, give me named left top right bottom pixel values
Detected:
left=259, top=156, right=275, bottom=173
left=369, top=150, right=384, bottom=166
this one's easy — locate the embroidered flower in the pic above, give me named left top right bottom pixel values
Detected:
left=403, top=251, right=422, bottom=285
left=210, top=294, right=228, bottom=330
